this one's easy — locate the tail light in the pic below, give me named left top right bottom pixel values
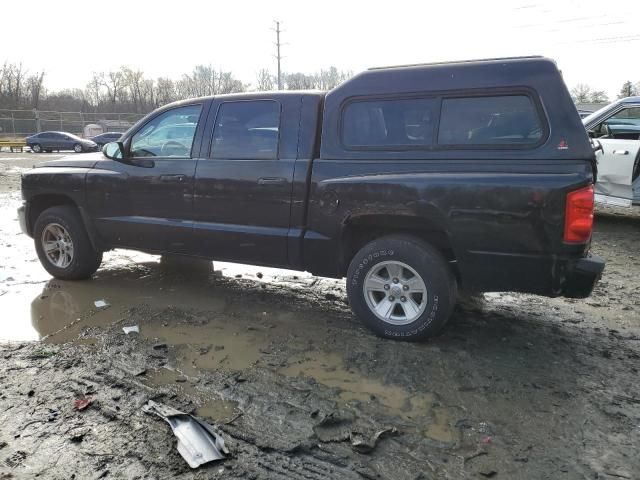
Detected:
left=564, top=185, right=594, bottom=243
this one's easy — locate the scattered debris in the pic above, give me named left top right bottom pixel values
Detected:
left=152, top=343, right=167, bottom=350
left=69, top=431, right=87, bottom=443
left=464, top=450, right=488, bottom=464
left=122, top=326, right=139, bottom=335
left=481, top=436, right=493, bottom=444
left=143, top=400, right=228, bottom=468
left=479, top=469, right=497, bottom=478
left=94, top=299, right=110, bottom=309
left=73, top=396, right=94, bottom=411
left=350, top=427, right=398, bottom=453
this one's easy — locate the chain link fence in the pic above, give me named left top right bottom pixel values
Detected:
left=0, top=109, right=146, bottom=139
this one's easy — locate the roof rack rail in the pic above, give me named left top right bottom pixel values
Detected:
left=368, top=56, right=545, bottom=71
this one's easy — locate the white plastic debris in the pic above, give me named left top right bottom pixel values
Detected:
left=94, top=299, right=110, bottom=309
left=122, top=325, right=139, bottom=334
left=143, top=400, right=229, bottom=468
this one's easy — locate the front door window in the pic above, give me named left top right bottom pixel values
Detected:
left=130, top=104, right=202, bottom=158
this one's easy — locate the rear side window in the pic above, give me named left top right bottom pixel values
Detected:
left=211, top=100, right=280, bottom=159
left=342, top=98, right=437, bottom=148
left=438, top=95, right=542, bottom=146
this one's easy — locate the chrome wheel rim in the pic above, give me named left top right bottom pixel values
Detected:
left=363, top=260, right=428, bottom=325
left=74, top=144, right=82, bottom=152
left=41, top=223, right=74, bottom=268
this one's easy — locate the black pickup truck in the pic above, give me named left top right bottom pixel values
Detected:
left=19, top=56, right=604, bottom=340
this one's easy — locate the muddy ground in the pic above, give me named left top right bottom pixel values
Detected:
left=1, top=151, right=639, bottom=479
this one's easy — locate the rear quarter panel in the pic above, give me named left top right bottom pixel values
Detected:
left=305, top=159, right=594, bottom=293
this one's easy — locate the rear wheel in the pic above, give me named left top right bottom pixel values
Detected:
left=34, top=206, right=102, bottom=280
left=346, top=235, right=456, bottom=341
left=31, top=144, right=42, bottom=153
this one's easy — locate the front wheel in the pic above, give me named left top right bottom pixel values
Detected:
left=34, top=206, right=102, bottom=280
left=73, top=143, right=83, bottom=153
left=346, top=235, right=456, bottom=341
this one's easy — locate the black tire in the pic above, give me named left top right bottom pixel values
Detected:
left=34, top=206, right=102, bottom=280
left=31, top=143, right=42, bottom=153
left=346, top=235, right=457, bottom=341
left=73, top=143, right=83, bottom=153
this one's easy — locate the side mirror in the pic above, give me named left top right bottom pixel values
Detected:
left=102, top=141, right=125, bottom=160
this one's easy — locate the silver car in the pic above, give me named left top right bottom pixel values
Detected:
left=583, top=97, right=640, bottom=207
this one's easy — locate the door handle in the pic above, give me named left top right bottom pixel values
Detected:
left=159, top=174, right=186, bottom=183
left=612, top=150, right=629, bottom=155
left=257, top=177, right=287, bottom=186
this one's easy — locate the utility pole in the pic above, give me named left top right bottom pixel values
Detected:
left=274, top=20, right=282, bottom=90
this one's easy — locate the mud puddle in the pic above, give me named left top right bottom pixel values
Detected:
left=281, top=350, right=461, bottom=442
left=142, top=367, right=240, bottom=422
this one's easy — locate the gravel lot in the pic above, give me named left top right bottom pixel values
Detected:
left=1, top=151, right=639, bottom=479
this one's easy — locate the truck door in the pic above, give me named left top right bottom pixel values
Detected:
left=86, top=102, right=207, bottom=252
left=590, top=105, right=640, bottom=206
left=192, top=97, right=299, bottom=266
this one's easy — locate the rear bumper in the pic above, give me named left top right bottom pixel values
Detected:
left=459, top=250, right=605, bottom=298
left=561, top=254, right=605, bottom=298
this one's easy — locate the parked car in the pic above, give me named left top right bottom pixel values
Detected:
left=18, top=56, right=604, bottom=340
left=583, top=97, right=640, bottom=207
left=90, top=132, right=123, bottom=149
left=26, top=131, right=98, bottom=153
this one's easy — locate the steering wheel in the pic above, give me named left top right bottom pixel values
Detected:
left=160, top=141, right=187, bottom=157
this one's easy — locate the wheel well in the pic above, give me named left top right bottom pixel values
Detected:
left=28, top=194, right=77, bottom=233
left=340, top=215, right=458, bottom=279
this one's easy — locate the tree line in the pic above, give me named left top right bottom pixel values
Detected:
left=0, top=62, right=352, bottom=114
left=570, top=80, right=640, bottom=104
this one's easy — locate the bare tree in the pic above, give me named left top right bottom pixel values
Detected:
left=570, top=84, right=592, bottom=103
left=102, top=71, right=124, bottom=106
left=316, top=66, right=351, bottom=90
left=256, top=69, right=275, bottom=91
left=85, top=73, right=103, bottom=110
left=618, top=81, right=637, bottom=99
left=589, top=90, right=609, bottom=103
left=26, top=71, right=46, bottom=109
left=284, top=72, right=317, bottom=90
left=155, top=77, right=176, bottom=106
left=178, top=65, right=245, bottom=97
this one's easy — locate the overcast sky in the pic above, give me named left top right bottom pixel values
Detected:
left=2, top=0, right=638, bottom=98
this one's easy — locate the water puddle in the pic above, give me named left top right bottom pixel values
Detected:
left=281, top=350, right=459, bottom=441
left=0, top=192, right=344, bottom=344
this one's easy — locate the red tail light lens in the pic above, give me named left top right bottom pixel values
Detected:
left=564, top=185, right=594, bottom=243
